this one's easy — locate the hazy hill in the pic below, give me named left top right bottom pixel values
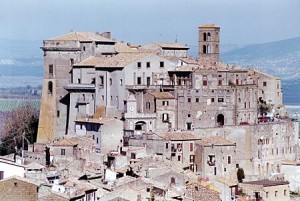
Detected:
left=221, top=37, right=300, bottom=80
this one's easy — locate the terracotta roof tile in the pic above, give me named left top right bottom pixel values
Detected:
left=155, top=132, right=201, bottom=141
left=74, top=52, right=152, bottom=68
left=48, top=31, right=115, bottom=42
left=242, top=180, right=289, bottom=187
left=52, top=138, right=78, bottom=146
left=195, top=136, right=235, bottom=146
left=148, top=92, right=174, bottom=99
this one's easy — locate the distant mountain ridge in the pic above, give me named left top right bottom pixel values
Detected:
left=221, top=37, right=300, bottom=80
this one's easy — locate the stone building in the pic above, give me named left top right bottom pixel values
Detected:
left=194, top=136, right=236, bottom=180
left=0, top=176, right=39, bottom=201
left=240, top=180, right=290, bottom=201
left=128, top=131, right=201, bottom=171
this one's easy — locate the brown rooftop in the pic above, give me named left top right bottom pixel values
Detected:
left=52, top=138, right=78, bottom=147
left=148, top=92, right=174, bottom=99
left=195, top=136, right=235, bottom=146
left=242, top=180, right=289, bottom=187
left=48, top=31, right=115, bottom=42
left=157, top=42, right=189, bottom=49
left=199, top=24, right=220, bottom=28
left=155, top=132, right=201, bottom=141
left=74, top=52, right=152, bottom=68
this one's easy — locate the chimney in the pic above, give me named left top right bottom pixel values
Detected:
left=100, top=32, right=111, bottom=39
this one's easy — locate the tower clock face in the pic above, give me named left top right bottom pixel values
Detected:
left=129, top=106, right=135, bottom=111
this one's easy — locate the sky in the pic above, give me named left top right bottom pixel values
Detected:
left=0, top=0, right=299, bottom=46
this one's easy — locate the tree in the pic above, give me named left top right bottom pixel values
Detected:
left=0, top=104, right=39, bottom=155
left=237, top=168, right=245, bottom=183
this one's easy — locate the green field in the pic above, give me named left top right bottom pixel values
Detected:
left=0, top=99, right=40, bottom=112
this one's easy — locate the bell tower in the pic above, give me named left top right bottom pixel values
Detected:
left=198, top=24, right=220, bottom=64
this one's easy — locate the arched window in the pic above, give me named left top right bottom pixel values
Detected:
left=48, top=81, right=53, bottom=94
left=170, top=177, right=176, bottom=185
left=207, top=32, right=211, bottom=41
left=207, top=45, right=211, bottom=53
left=203, top=45, right=207, bottom=54
left=203, top=32, right=207, bottom=41
left=217, top=114, right=224, bottom=126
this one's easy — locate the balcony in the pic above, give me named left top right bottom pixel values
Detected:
left=64, top=83, right=95, bottom=91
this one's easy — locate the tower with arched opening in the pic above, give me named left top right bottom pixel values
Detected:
left=198, top=24, right=220, bottom=64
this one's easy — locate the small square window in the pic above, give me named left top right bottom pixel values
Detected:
left=146, top=62, right=150, bottom=68
left=188, top=98, right=191, bottom=102
left=137, top=62, right=141, bottom=68
left=160, top=61, right=164, bottom=67
left=263, top=81, right=267, bottom=86
left=203, top=80, right=207, bottom=86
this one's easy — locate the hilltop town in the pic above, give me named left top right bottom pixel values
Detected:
left=0, top=24, right=298, bottom=201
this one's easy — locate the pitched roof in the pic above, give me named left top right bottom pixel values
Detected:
left=26, top=162, right=45, bottom=170
left=242, top=180, right=289, bottom=187
left=195, top=136, right=235, bottom=146
left=199, top=24, right=220, bottom=28
left=48, top=31, right=115, bottom=42
left=148, top=92, right=175, bottom=99
left=179, top=56, right=199, bottom=65
left=173, top=64, right=201, bottom=72
left=155, top=132, right=201, bottom=141
left=52, top=138, right=78, bottom=146
left=0, top=176, right=40, bottom=186
left=157, top=42, right=189, bottom=49
left=74, top=52, right=152, bottom=68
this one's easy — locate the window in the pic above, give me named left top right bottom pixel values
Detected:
left=49, top=64, right=53, bottom=76
left=218, top=80, right=222, bottom=86
left=275, top=191, right=278, bottom=197
left=97, top=137, right=99, bottom=144
left=137, top=77, right=142, bottom=85
left=188, top=98, right=191, bottom=102
left=99, top=76, right=104, bottom=86
left=196, top=98, right=199, bottom=102
left=227, top=156, right=231, bottom=164
left=48, top=81, right=53, bottom=94
left=83, top=46, right=86, bottom=51
left=166, top=143, right=168, bottom=149
left=190, top=143, right=193, bottom=152
left=137, top=62, right=141, bottom=68
left=162, top=101, right=169, bottom=106
left=61, top=149, right=65, bottom=156
left=160, top=61, right=164, bottom=67
left=263, top=81, right=267, bottom=87
left=57, top=110, right=60, bottom=117
left=147, top=77, right=151, bottom=86
left=211, top=98, right=215, bottom=102
left=284, top=190, right=287, bottom=196
left=162, top=113, right=169, bottom=122
left=78, top=78, right=81, bottom=84
left=178, top=155, right=181, bottom=161
left=218, top=98, right=224, bottom=102
left=70, top=59, right=74, bottom=65
left=171, top=177, right=176, bottom=184
left=190, top=155, right=195, bottom=163
left=236, top=79, right=239, bottom=85
left=187, top=114, right=191, bottom=117
left=187, top=122, right=192, bottom=130
left=110, top=78, right=112, bottom=85
left=0, top=171, right=3, bottom=180
left=146, top=102, right=151, bottom=110
left=120, top=79, right=123, bottom=86
left=214, top=167, right=217, bottom=175
left=266, top=192, right=269, bottom=198
left=203, top=80, right=207, bottom=86
left=146, top=62, right=150, bottom=68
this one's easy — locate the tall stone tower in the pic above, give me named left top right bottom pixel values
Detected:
left=198, top=24, right=220, bottom=64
